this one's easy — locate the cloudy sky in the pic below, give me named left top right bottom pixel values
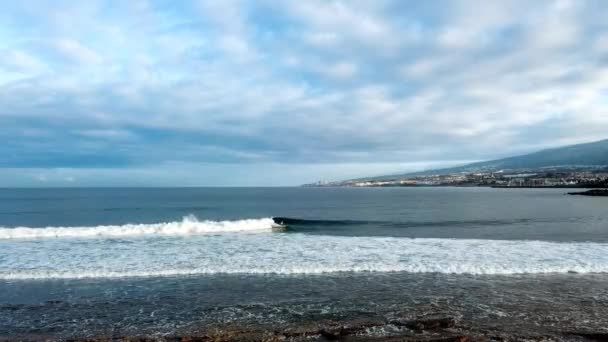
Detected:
left=1, top=0, right=607, bottom=186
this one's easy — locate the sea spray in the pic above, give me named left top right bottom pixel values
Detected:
left=0, top=216, right=280, bottom=239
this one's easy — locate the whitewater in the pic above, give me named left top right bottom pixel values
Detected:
left=2, top=216, right=608, bottom=279
left=0, top=215, right=280, bottom=239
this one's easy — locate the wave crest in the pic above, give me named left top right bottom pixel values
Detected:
left=0, top=215, right=281, bottom=239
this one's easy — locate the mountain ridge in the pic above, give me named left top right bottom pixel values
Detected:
left=343, top=138, right=608, bottom=182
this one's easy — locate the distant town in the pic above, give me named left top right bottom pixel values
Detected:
left=305, top=138, right=608, bottom=190
left=305, top=168, right=608, bottom=189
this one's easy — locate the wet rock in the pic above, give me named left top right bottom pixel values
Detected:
left=568, top=189, right=608, bottom=196
left=281, top=324, right=324, bottom=339
left=163, top=328, right=281, bottom=342
left=390, top=316, right=457, bottom=332
left=307, top=317, right=388, bottom=340
left=345, top=334, right=476, bottom=342
left=423, top=337, right=470, bottom=342
left=318, top=328, right=341, bottom=340
left=341, top=317, right=387, bottom=335
left=564, top=331, right=608, bottom=341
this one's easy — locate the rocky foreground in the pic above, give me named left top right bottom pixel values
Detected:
left=54, top=315, right=608, bottom=341
left=4, top=274, right=608, bottom=341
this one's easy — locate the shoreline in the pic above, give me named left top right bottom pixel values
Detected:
left=3, top=273, right=608, bottom=341
left=305, top=184, right=599, bottom=189
left=10, top=314, right=608, bottom=341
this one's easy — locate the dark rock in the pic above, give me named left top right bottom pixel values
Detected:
left=319, top=328, right=341, bottom=340
left=426, top=337, right=470, bottom=342
left=564, top=332, right=608, bottom=341
left=340, top=317, right=387, bottom=335
left=568, top=189, right=608, bottom=196
left=0, top=304, right=22, bottom=311
left=391, top=316, right=457, bottom=332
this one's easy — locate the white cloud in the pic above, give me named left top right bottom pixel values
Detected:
left=320, top=61, right=358, bottom=79
left=304, top=31, right=341, bottom=47
left=0, top=50, right=46, bottom=73
left=437, top=28, right=482, bottom=48
left=219, top=34, right=257, bottom=61
left=0, top=49, right=48, bottom=84
left=54, top=38, right=103, bottom=65
left=400, top=58, right=449, bottom=79
left=595, top=34, right=608, bottom=53
left=436, top=0, right=518, bottom=48
left=526, top=17, right=580, bottom=50
left=0, top=0, right=607, bottom=184
left=283, top=1, right=401, bottom=51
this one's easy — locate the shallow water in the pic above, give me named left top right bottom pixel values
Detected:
left=2, top=273, right=608, bottom=339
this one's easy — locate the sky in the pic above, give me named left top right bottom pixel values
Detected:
left=0, top=0, right=607, bottom=186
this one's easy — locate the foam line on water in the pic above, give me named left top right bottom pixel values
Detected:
left=0, top=215, right=280, bottom=239
left=2, top=234, right=608, bottom=279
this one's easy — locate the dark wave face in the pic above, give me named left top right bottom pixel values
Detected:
left=272, top=217, right=370, bottom=226
left=274, top=216, right=559, bottom=228
left=272, top=215, right=598, bottom=240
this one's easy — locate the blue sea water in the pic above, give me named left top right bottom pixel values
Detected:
left=1, top=187, right=608, bottom=339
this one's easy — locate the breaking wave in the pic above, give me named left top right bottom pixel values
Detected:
left=0, top=215, right=281, bottom=239
left=2, top=233, right=608, bottom=279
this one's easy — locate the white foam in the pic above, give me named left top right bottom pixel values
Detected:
left=0, top=216, right=280, bottom=239
left=2, top=232, right=608, bottom=279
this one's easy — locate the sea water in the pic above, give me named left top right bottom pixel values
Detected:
left=1, top=187, right=607, bottom=338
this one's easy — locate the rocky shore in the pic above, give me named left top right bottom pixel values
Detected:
left=4, top=274, right=608, bottom=342
left=568, top=189, right=608, bottom=196
left=42, top=314, right=608, bottom=341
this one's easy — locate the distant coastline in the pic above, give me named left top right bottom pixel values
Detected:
left=304, top=168, right=608, bottom=189
left=568, top=189, right=608, bottom=196
left=306, top=138, right=608, bottom=188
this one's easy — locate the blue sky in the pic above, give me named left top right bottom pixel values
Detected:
left=1, top=0, right=607, bottom=186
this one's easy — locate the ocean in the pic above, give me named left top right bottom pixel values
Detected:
left=1, top=187, right=607, bottom=340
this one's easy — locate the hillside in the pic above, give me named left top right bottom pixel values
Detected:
left=355, top=138, right=608, bottom=181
